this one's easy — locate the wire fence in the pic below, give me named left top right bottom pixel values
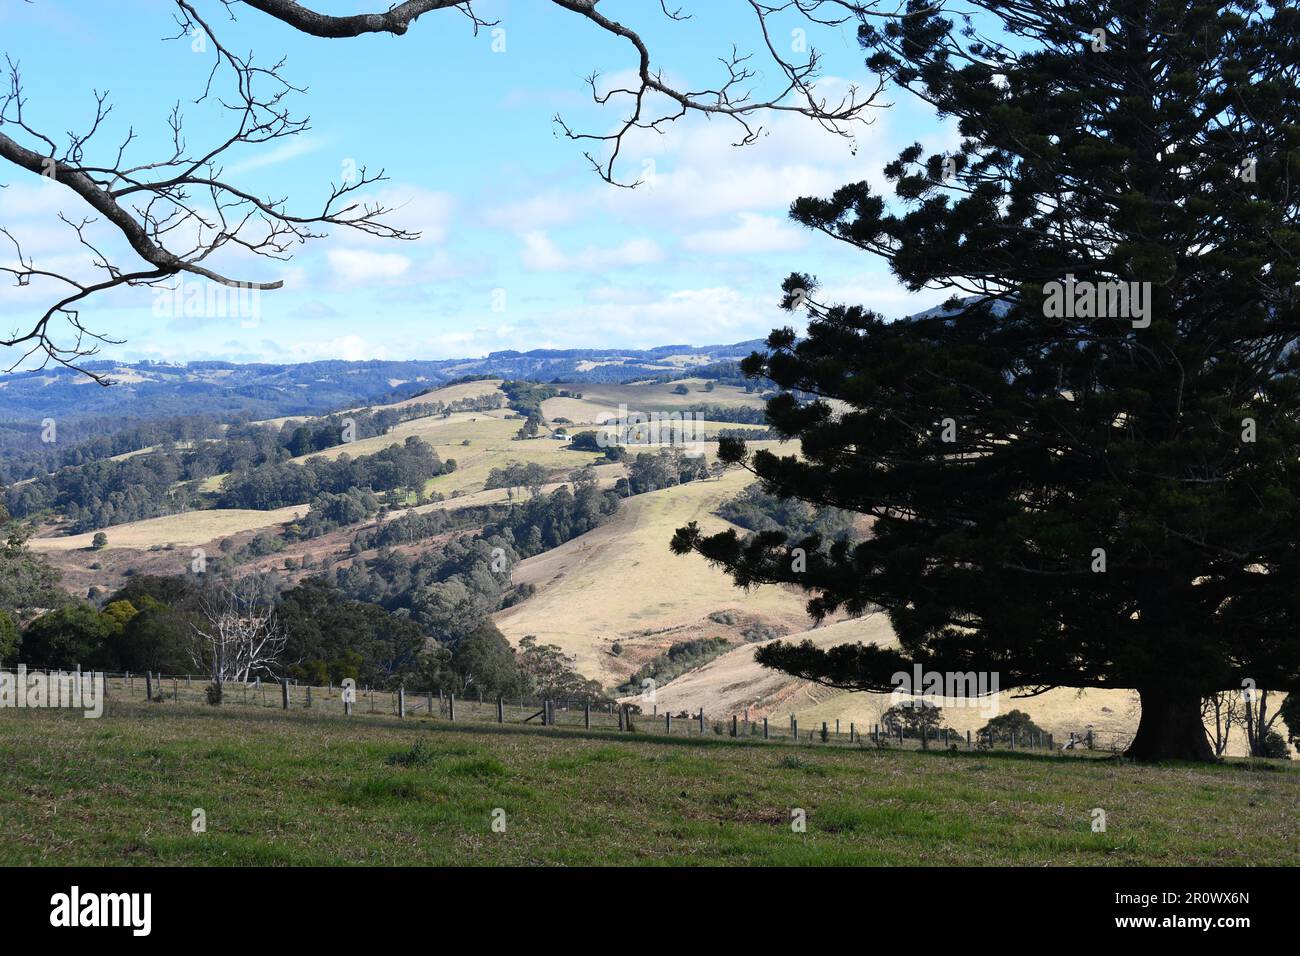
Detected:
left=1, top=666, right=1125, bottom=756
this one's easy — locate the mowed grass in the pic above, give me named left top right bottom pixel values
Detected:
left=1, top=702, right=1295, bottom=866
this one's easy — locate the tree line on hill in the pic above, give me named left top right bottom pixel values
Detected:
left=2, top=391, right=501, bottom=532
left=215, top=436, right=449, bottom=510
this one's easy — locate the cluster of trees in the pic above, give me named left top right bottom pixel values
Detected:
left=332, top=535, right=523, bottom=642
left=485, top=461, right=552, bottom=499
left=6, top=450, right=202, bottom=533
left=500, top=381, right=557, bottom=418
left=614, top=637, right=732, bottom=696
left=716, top=484, right=857, bottom=543
left=6, top=567, right=602, bottom=704
left=876, top=703, right=1047, bottom=748
left=216, top=437, right=446, bottom=510
left=0, top=506, right=66, bottom=631
left=278, top=578, right=427, bottom=686
left=0, top=414, right=226, bottom=486
left=623, top=449, right=710, bottom=495
left=566, top=431, right=626, bottom=461
left=481, top=470, right=620, bottom=559
left=346, top=508, right=456, bottom=554
left=11, top=575, right=203, bottom=673
left=284, top=489, right=381, bottom=541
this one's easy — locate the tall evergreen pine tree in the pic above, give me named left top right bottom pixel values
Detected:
left=673, top=0, right=1300, bottom=761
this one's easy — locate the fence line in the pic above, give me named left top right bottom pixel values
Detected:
left=0, top=666, right=1118, bottom=755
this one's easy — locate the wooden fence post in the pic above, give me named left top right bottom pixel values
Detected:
left=731, top=714, right=738, bottom=737
left=398, top=686, right=405, bottom=718
left=791, top=716, right=798, bottom=740
left=584, top=703, right=590, bottom=729
left=699, top=710, right=705, bottom=734
left=967, top=729, right=972, bottom=750
left=145, top=671, right=153, bottom=701
left=282, top=678, right=290, bottom=710
left=665, top=713, right=672, bottom=734
left=306, top=685, right=312, bottom=708
left=618, top=705, right=625, bottom=732
left=497, top=697, right=504, bottom=723
left=1047, top=733, right=1054, bottom=751
left=449, top=693, right=456, bottom=722
left=1087, top=730, right=1094, bottom=750
left=763, top=717, right=769, bottom=740
left=849, top=722, right=855, bottom=743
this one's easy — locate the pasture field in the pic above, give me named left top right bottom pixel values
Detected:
left=297, top=411, right=513, bottom=462
left=419, top=427, right=606, bottom=499
left=0, top=700, right=1295, bottom=866
left=542, top=380, right=765, bottom=425
left=28, top=504, right=310, bottom=552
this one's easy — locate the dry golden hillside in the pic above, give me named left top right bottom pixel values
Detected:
left=493, top=467, right=816, bottom=683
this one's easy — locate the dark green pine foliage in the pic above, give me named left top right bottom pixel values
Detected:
left=672, top=0, right=1300, bottom=761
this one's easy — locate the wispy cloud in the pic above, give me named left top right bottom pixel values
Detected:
left=224, top=137, right=327, bottom=175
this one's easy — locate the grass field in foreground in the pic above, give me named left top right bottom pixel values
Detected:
left=1, top=702, right=1295, bottom=866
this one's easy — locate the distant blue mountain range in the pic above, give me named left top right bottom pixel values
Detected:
left=0, top=340, right=766, bottom=449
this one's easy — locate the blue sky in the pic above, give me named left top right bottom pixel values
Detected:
left=0, top=0, right=955, bottom=366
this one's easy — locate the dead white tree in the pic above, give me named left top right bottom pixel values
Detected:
left=190, top=578, right=286, bottom=685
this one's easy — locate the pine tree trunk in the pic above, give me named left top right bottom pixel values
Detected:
left=1126, top=688, right=1217, bottom=762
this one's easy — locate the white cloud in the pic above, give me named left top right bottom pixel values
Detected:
left=681, top=213, right=808, bottom=255
left=325, top=249, right=413, bottom=284
left=519, top=231, right=663, bottom=272
left=224, top=137, right=326, bottom=175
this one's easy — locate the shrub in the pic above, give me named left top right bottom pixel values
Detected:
left=1260, top=731, right=1291, bottom=760
left=980, top=709, right=1047, bottom=746
left=385, top=740, right=435, bottom=767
